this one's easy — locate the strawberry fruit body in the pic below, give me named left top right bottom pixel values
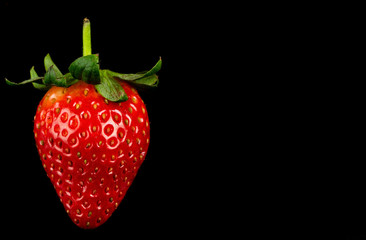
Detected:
left=34, top=81, right=150, bottom=228
left=5, top=18, right=161, bottom=229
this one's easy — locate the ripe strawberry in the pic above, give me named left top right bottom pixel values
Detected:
left=34, top=80, right=150, bottom=228
left=5, top=18, right=161, bottom=229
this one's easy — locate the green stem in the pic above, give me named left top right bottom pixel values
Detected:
left=83, top=18, right=92, bottom=56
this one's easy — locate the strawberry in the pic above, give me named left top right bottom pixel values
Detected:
left=5, top=18, right=161, bottom=229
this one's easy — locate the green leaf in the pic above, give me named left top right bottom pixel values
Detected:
left=5, top=66, right=44, bottom=87
left=30, top=66, right=50, bottom=90
left=43, top=65, right=57, bottom=85
left=30, top=66, right=39, bottom=79
left=44, top=53, right=63, bottom=77
left=95, top=70, right=128, bottom=102
left=142, top=57, right=162, bottom=77
left=44, top=66, right=68, bottom=87
left=64, top=73, right=79, bottom=87
left=133, top=74, right=159, bottom=87
left=106, top=57, right=162, bottom=85
left=5, top=76, right=43, bottom=86
left=32, top=82, right=50, bottom=90
left=68, top=54, right=100, bottom=84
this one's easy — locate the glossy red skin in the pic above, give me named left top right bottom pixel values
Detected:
left=34, top=80, right=150, bottom=229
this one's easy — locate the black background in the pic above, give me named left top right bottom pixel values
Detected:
left=1, top=2, right=362, bottom=239
left=0, top=1, right=228, bottom=238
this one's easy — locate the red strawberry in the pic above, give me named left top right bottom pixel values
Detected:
left=33, top=80, right=150, bottom=228
left=5, top=18, right=161, bottom=229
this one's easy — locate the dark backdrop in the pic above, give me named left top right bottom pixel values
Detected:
left=1, top=1, right=365, bottom=240
left=0, top=1, right=224, bottom=238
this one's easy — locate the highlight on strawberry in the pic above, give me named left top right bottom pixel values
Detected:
left=5, top=18, right=161, bottom=229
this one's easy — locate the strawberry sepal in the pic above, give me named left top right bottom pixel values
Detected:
left=4, top=18, right=161, bottom=103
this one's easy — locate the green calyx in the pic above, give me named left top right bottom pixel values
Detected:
left=5, top=18, right=161, bottom=103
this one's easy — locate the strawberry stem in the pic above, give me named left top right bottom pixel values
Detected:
left=83, top=18, right=92, bottom=56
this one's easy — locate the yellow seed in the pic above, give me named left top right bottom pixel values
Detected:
left=84, top=89, right=89, bottom=96
left=75, top=103, right=80, bottom=109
